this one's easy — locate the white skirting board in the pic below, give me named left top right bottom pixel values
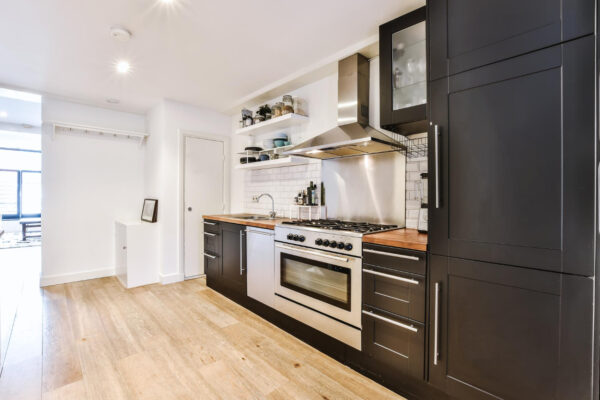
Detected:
left=40, top=267, right=115, bottom=287
left=159, top=272, right=184, bottom=285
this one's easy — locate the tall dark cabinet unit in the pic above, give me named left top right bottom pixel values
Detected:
left=427, top=1, right=598, bottom=399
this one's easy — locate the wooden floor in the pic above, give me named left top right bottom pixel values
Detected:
left=0, top=262, right=405, bottom=399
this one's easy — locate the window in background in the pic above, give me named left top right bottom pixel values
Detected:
left=0, top=170, right=19, bottom=217
left=21, top=171, right=41, bottom=216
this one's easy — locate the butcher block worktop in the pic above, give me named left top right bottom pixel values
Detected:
left=363, top=228, right=428, bottom=252
left=202, top=214, right=292, bottom=230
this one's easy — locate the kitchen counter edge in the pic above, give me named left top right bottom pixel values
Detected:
left=202, top=214, right=292, bottom=230
left=362, top=228, right=428, bottom=252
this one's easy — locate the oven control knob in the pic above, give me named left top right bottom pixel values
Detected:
left=298, top=235, right=305, bottom=242
left=287, top=234, right=294, bottom=240
left=292, top=234, right=299, bottom=241
left=345, top=243, right=353, bottom=251
left=315, top=238, right=323, bottom=245
left=330, top=241, right=337, bottom=248
left=323, top=240, right=330, bottom=247
left=337, top=242, right=345, bottom=249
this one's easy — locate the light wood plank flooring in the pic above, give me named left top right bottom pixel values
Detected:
left=1, top=269, right=405, bottom=400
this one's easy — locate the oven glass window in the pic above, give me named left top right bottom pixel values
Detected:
left=280, top=253, right=351, bottom=310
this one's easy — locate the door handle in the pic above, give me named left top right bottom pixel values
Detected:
left=203, top=252, right=216, bottom=259
left=362, top=310, right=418, bottom=333
left=362, top=268, right=420, bottom=285
left=275, top=243, right=349, bottom=262
left=203, top=232, right=216, bottom=237
left=434, top=282, right=440, bottom=366
left=239, top=230, right=245, bottom=275
left=434, top=124, right=441, bottom=209
left=363, top=248, right=420, bottom=261
left=188, top=207, right=192, bottom=212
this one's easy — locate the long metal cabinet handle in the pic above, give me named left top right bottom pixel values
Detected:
left=203, top=252, right=216, bottom=259
left=203, top=221, right=216, bottom=226
left=239, top=230, right=245, bottom=275
left=363, top=269, right=420, bottom=285
left=203, top=232, right=216, bottom=237
left=363, top=248, right=420, bottom=261
left=275, top=244, right=349, bottom=262
left=362, top=310, right=418, bottom=333
left=434, top=124, right=441, bottom=209
left=434, top=282, right=440, bottom=366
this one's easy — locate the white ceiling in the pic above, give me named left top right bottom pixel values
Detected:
left=0, top=0, right=423, bottom=114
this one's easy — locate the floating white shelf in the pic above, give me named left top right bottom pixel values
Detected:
left=235, top=113, right=308, bottom=136
left=50, top=121, right=149, bottom=144
left=235, top=156, right=312, bottom=170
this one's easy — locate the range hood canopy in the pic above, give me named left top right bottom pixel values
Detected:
left=284, top=54, right=406, bottom=160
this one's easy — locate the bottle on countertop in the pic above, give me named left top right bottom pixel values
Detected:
left=302, top=190, right=308, bottom=205
left=320, top=182, right=325, bottom=206
left=297, top=191, right=304, bottom=205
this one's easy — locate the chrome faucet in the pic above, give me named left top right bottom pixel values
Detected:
left=256, top=193, right=276, bottom=218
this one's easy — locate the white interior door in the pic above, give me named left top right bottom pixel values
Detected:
left=184, top=136, right=224, bottom=278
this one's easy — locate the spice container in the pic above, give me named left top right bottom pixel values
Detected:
left=272, top=103, right=283, bottom=117
left=282, top=95, right=294, bottom=114
left=253, top=114, right=265, bottom=124
left=243, top=117, right=253, bottom=127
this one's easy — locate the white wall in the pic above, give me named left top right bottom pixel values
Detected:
left=41, top=98, right=146, bottom=286
left=144, top=99, right=231, bottom=284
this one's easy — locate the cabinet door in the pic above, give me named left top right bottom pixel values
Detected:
left=429, top=0, right=594, bottom=79
left=428, top=37, right=595, bottom=276
left=379, top=6, right=427, bottom=134
left=221, top=223, right=247, bottom=295
left=428, top=255, right=594, bottom=400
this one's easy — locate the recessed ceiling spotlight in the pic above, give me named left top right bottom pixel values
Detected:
left=110, top=26, right=132, bottom=42
left=0, top=111, right=7, bottom=118
left=106, top=98, right=120, bottom=104
left=161, top=0, right=174, bottom=4
left=116, top=60, right=131, bottom=74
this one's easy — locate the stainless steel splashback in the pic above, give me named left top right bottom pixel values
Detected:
left=321, top=151, right=406, bottom=226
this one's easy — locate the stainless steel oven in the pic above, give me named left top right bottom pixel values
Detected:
left=275, top=242, right=362, bottom=328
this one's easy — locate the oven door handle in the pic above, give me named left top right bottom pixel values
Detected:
left=275, top=243, right=349, bottom=262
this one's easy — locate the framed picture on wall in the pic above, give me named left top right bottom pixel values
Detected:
left=141, top=199, right=158, bottom=223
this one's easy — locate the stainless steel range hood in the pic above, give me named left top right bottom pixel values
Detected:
left=284, top=54, right=406, bottom=160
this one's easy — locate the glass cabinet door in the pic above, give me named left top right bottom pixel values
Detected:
left=392, top=21, right=426, bottom=110
left=379, top=7, right=427, bottom=134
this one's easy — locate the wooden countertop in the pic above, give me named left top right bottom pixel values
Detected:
left=362, top=228, right=428, bottom=252
left=202, top=214, right=292, bottom=230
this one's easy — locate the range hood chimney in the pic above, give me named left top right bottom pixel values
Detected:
left=284, top=54, right=406, bottom=159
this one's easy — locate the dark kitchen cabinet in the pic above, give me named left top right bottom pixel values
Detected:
left=220, top=222, right=247, bottom=296
left=203, top=220, right=246, bottom=298
left=428, top=36, right=596, bottom=276
left=379, top=6, right=428, bottom=134
left=428, top=255, right=594, bottom=400
left=428, top=0, right=594, bottom=80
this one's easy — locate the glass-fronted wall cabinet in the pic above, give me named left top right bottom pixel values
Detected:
left=379, top=6, right=427, bottom=134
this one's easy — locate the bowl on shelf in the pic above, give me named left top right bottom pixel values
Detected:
left=262, top=139, right=275, bottom=149
left=258, top=154, right=270, bottom=161
left=244, top=146, right=262, bottom=152
left=274, top=133, right=288, bottom=139
left=273, top=138, right=287, bottom=147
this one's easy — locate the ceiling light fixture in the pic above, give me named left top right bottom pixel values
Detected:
left=161, top=0, right=174, bottom=4
left=0, top=111, right=7, bottom=118
left=109, top=26, right=132, bottom=42
left=116, top=60, right=131, bottom=74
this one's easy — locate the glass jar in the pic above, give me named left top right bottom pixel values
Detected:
left=272, top=103, right=283, bottom=117
left=282, top=95, right=294, bottom=114
left=254, top=114, right=265, bottom=124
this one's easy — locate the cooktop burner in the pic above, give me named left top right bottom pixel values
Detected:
left=281, top=219, right=398, bottom=234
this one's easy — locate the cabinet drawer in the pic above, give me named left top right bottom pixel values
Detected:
left=363, top=266, right=425, bottom=322
left=362, top=308, right=424, bottom=380
left=363, top=245, right=426, bottom=276
left=204, top=252, right=220, bottom=284
left=203, top=219, right=220, bottom=234
left=203, top=231, right=219, bottom=254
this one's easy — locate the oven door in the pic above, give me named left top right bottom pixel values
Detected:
left=275, top=242, right=362, bottom=328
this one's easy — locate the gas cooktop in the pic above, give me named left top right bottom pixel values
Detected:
left=280, top=219, right=398, bottom=234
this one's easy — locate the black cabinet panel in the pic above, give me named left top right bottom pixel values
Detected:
left=428, top=256, right=594, bottom=400
left=362, top=308, right=424, bottom=381
left=428, top=0, right=594, bottom=79
left=220, top=222, right=247, bottom=295
left=428, top=37, right=595, bottom=276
